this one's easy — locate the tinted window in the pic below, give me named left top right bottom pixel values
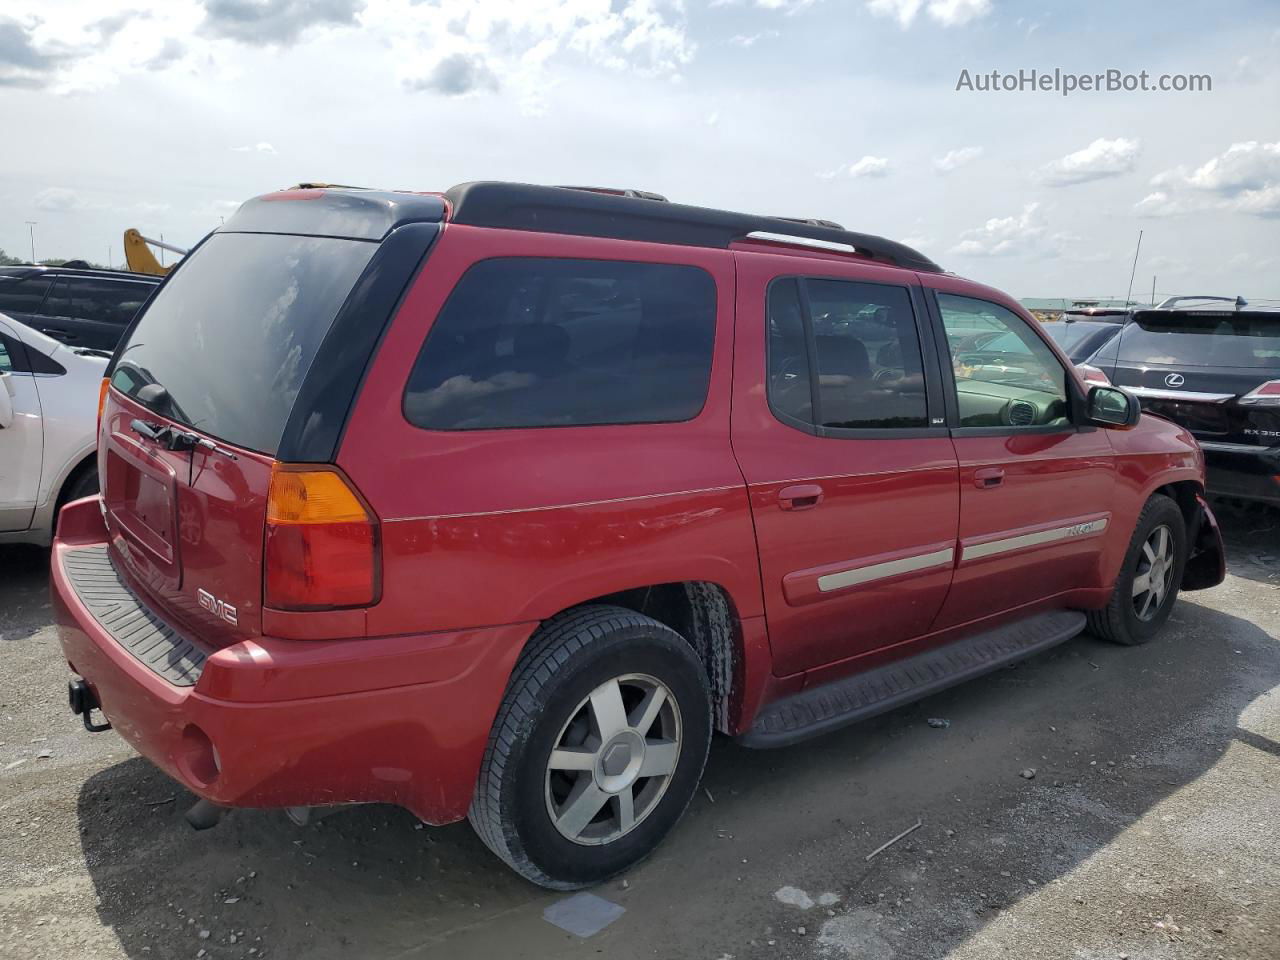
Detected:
left=937, top=294, right=1068, bottom=428
left=0, top=276, right=52, bottom=315
left=1115, top=312, right=1280, bottom=369
left=112, top=232, right=376, bottom=454
left=0, top=333, right=14, bottom=372
left=404, top=258, right=716, bottom=430
left=45, top=277, right=152, bottom=327
left=1042, top=322, right=1119, bottom=363
left=767, top=277, right=928, bottom=431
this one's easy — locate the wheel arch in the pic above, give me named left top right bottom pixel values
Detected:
left=530, top=581, right=751, bottom=736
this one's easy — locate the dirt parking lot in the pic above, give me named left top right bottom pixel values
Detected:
left=1, top=504, right=1277, bottom=960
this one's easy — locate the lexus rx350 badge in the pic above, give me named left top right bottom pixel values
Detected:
left=1165, top=373, right=1185, bottom=387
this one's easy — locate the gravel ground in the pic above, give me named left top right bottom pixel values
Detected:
left=1, top=503, right=1277, bottom=960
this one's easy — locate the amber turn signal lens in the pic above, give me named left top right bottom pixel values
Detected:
left=267, top=468, right=370, bottom=524
left=96, top=377, right=110, bottom=429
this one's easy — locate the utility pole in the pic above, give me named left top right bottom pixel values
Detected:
left=1151, top=275, right=1157, bottom=306
left=1124, top=230, right=1143, bottom=307
left=24, top=221, right=37, bottom=264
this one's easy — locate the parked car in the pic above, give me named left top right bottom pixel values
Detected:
left=1041, top=319, right=1123, bottom=364
left=0, top=314, right=106, bottom=545
left=1060, top=306, right=1130, bottom=324
left=0, top=265, right=160, bottom=352
left=1090, top=296, right=1280, bottom=506
left=52, top=183, right=1225, bottom=890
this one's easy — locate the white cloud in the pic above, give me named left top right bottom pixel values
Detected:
left=866, top=0, right=990, bottom=28
left=848, top=155, right=890, bottom=178
left=33, top=187, right=86, bottom=212
left=1039, top=137, right=1141, bottom=186
left=1141, top=141, right=1280, bottom=219
left=951, top=202, right=1043, bottom=257
left=232, top=141, right=277, bottom=154
left=818, top=156, right=891, bottom=179
left=729, top=30, right=780, bottom=47
left=711, top=0, right=817, bottom=11
left=934, top=145, right=982, bottom=173
left=1183, top=140, right=1280, bottom=192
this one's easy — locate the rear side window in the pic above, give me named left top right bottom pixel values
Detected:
left=404, top=258, right=716, bottom=430
left=766, top=277, right=929, bottom=431
left=45, top=277, right=153, bottom=326
left=112, top=232, right=376, bottom=454
left=0, top=276, right=52, bottom=315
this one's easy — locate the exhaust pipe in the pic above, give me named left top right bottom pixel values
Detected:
left=184, top=798, right=225, bottom=831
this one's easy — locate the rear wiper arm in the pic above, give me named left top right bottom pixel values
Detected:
left=129, top=418, right=238, bottom=460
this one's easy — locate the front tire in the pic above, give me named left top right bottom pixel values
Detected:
left=1087, top=495, right=1187, bottom=645
left=469, top=605, right=712, bottom=889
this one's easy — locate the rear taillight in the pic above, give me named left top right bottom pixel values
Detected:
left=264, top=465, right=379, bottom=610
left=1240, top=379, right=1280, bottom=406
left=1076, top=364, right=1111, bottom=385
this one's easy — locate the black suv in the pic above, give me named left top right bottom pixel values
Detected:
left=0, top=265, right=160, bottom=352
left=1090, top=296, right=1280, bottom=506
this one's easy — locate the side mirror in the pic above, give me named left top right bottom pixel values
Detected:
left=0, top=371, right=14, bottom=429
left=1087, top=384, right=1141, bottom=429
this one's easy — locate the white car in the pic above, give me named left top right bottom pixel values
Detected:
left=0, top=313, right=106, bottom=546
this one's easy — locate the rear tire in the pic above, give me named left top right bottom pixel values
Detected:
left=59, top=462, right=99, bottom=508
left=468, top=605, right=712, bottom=890
left=1087, top=495, right=1187, bottom=646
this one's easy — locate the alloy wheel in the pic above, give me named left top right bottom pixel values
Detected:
left=1132, top=523, right=1175, bottom=621
left=544, top=673, right=682, bottom=846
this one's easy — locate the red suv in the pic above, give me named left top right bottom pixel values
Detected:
left=52, top=183, right=1225, bottom=889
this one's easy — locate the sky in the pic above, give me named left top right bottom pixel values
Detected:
left=1, top=0, right=1277, bottom=300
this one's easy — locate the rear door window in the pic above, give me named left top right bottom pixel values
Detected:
left=766, top=277, right=929, bottom=431
left=403, top=258, right=716, bottom=430
left=111, top=232, right=377, bottom=454
left=44, top=277, right=152, bottom=326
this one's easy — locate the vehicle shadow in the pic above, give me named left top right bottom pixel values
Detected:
left=75, top=598, right=1278, bottom=959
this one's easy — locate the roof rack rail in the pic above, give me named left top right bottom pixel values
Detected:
left=1153, top=295, right=1249, bottom=311
left=556, top=185, right=669, bottom=202
left=773, top=216, right=847, bottom=230
left=444, top=181, right=940, bottom=273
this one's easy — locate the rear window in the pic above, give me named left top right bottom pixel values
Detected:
left=1116, top=312, right=1280, bottom=368
left=404, top=258, right=716, bottom=430
left=111, top=232, right=375, bottom=454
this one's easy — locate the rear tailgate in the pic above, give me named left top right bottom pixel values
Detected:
left=99, top=388, right=274, bottom=647
left=98, top=227, right=387, bottom=646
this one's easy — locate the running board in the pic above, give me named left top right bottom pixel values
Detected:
left=740, top=610, right=1086, bottom=749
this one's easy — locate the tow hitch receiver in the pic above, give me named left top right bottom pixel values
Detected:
left=68, top=679, right=111, bottom=732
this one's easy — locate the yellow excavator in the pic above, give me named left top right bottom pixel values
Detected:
left=123, top=229, right=188, bottom=276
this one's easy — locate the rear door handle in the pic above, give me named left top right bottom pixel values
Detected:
left=973, top=467, right=1005, bottom=489
left=41, top=327, right=75, bottom=341
left=778, top=483, right=824, bottom=511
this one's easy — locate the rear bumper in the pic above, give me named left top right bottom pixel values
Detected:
left=1202, top=444, right=1280, bottom=506
left=51, top=497, right=533, bottom=825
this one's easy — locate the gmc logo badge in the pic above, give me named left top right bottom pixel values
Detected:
left=197, top=588, right=238, bottom=626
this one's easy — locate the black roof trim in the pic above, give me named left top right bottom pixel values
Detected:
left=0, top=264, right=159, bottom=282
left=444, top=181, right=941, bottom=273
left=222, top=188, right=447, bottom=242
